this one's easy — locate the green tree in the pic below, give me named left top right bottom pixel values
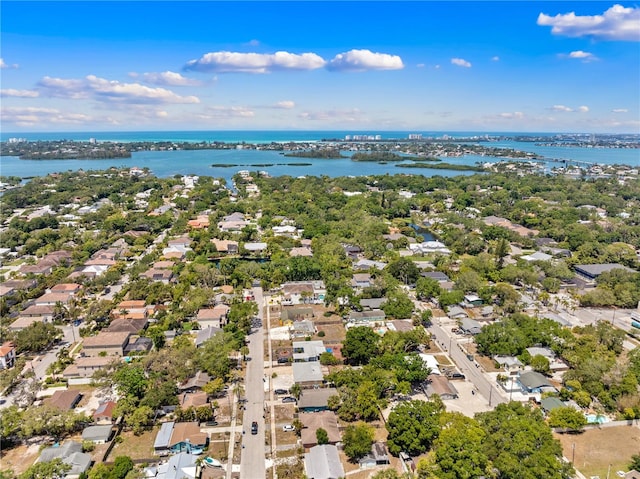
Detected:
left=629, top=454, right=640, bottom=472
left=319, top=351, right=340, bottom=365
left=19, top=459, right=70, bottom=479
left=316, top=427, right=329, bottom=445
left=382, top=290, right=414, bottom=319
left=113, top=364, right=148, bottom=399
left=476, top=402, right=573, bottom=479
left=415, top=277, right=441, bottom=300
left=386, top=398, right=445, bottom=456
left=547, top=407, right=587, bottom=432
left=111, top=456, right=134, bottom=479
left=127, top=405, right=154, bottom=435
left=530, top=354, right=551, bottom=375
left=88, top=463, right=112, bottom=479
left=15, top=322, right=62, bottom=353
left=387, top=258, right=420, bottom=285
left=343, top=423, right=375, bottom=461
left=432, top=412, right=490, bottom=479
left=343, top=326, right=380, bottom=366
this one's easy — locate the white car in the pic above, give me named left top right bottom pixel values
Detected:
left=282, top=424, right=295, bottom=432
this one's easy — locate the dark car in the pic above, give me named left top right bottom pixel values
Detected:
left=251, top=421, right=258, bottom=434
left=274, top=388, right=288, bottom=395
left=449, top=373, right=466, bottom=380
left=281, top=396, right=297, bottom=403
left=277, top=357, right=290, bottom=364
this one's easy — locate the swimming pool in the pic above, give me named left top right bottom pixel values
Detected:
left=585, top=414, right=608, bottom=424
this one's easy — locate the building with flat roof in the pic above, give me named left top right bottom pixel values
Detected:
left=574, top=263, right=635, bottom=281
left=304, top=444, right=345, bottom=479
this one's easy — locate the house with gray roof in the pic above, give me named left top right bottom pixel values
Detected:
left=447, top=306, right=468, bottom=319
left=82, top=425, right=113, bottom=443
left=348, top=309, right=386, bottom=324
left=459, top=318, right=483, bottom=335
left=292, top=340, right=326, bottom=362
left=195, top=326, right=222, bottom=347
left=517, top=370, right=556, bottom=394
left=293, top=362, right=325, bottom=387
left=144, top=452, right=199, bottom=479
left=304, top=444, right=345, bottom=479
left=298, top=387, right=338, bottom=412
left=540, top=397, right=566, bottom=414
left=425, top=374, right=458, bottom=400
left=493, top=355, right=524, bottom=372
left=38, top=441, right=91, bottom=479
left=289, top=319, right=316, bottom=339
left=360, top=297, right=386, bottom=310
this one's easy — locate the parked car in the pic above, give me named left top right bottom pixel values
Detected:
left=281, top=396, right=297, bottom=403
left=274, top=389, right=288, bottom=395
left=449, top=373, right=466, bottom=380
left=282, top=424, right=295, bottom=432
left=251, top=421, right=258, bottom=434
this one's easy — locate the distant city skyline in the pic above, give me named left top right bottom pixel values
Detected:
left=1, top=1, right=639, bottom=133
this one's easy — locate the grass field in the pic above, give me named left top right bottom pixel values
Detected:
left=554, top=424, right=640, bottom=479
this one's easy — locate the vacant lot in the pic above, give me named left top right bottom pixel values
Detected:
left=0, top=444, right=40, bottom=476
left=109, top=428, right=156, bottom=460
left=554, top=424, right=640, bottom=479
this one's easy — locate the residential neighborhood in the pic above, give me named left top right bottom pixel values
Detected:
left=1, top=167, right=640, bottom=479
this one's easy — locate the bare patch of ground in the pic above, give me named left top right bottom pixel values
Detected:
left=554, top=424, right=640, bottom=479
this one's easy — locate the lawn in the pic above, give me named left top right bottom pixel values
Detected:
left=554, top=424, right=640, bottom=479
left=108, top=428, right=157, bottom=461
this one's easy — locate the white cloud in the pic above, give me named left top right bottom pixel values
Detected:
left=569, top=50, right=592, bottom=59
left=612, top=108, right=628, bottom=113
left=327, top=49, right=404, bottom=71
left=273, top=100, right=295, bottom=109
left=199, top=106, right=255, bottom=119
left=564, top=50, right=598, bottom=62
left=549, top=105, right=589, bottom=113
left=185, top=51, right=326, bottom=73
left=551, top=105, right=574, bottom=112
left=1, top=106, right=92, bottom=126
left=246, top=39, right=260, bottom=47
left=498, top=111, right=525, bottom=119
left=451, top=58, right=472, bottom=68
left=0, top=58, right=18, bottom=69
left=416, top=63, right=425, bottom=68
left=38, top=77, right=89, bottom=99
left=38, top=75, right=200, bottom=104
left=1, top=89, right=39, bottom=98
left=491, top=56, right=500, bottom=62
left=139, top=71, right=202, bottom=86
left=298, top=108, right=364, bottom=122
left=537, top=4, right=640, bottom=41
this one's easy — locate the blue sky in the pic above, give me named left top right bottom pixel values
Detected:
left=1, top=1, right=639, bottom=132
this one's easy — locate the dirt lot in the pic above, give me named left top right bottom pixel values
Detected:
left=554, top=424, right=640, bottom=478
left=0, top=443, right=40, bottom=476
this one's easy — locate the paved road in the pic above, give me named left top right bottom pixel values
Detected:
left=428, top=319, right=507, bottom=407
left=240, top=287, right=266, bottom=479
